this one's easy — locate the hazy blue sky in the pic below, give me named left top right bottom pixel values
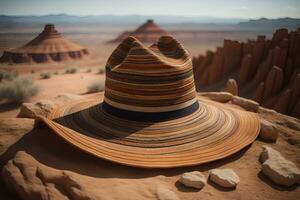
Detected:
left=0, top=0, right=300, bottom=18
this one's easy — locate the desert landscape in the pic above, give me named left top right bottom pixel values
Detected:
left=0, top=0, right=300, bottom=199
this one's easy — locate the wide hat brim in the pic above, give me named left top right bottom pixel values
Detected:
left=40, top=93, right=260, bottom=168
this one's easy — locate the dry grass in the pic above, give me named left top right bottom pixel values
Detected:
left=40, top=72, right=52, bottom=79
left=0, top=76, right=39, bottom=103
left=65, top=67, right=78, bottom=74
left=87, top=80, right=105, bottom=93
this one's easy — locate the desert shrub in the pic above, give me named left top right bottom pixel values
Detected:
left=31, top=70, right=35, bottom=74
left=98, top=68, right=105, bottom=74
left=87, top=81, right=105, bottom=93
left=86, top=68, right=92, bottom=73
left=54, top=71, right=59, bottom=75
left=0, top=70, right=18, bottom=81
left=40, top=72, right=52, bottom=79
left=65, top=67, right=78, bottom=74
left=0, top=76, right=39, bottom=103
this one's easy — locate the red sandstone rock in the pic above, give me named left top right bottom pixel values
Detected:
left=253, top=82, right=265, bottom=103
left=192, top=27, right=300, bottom=118
left=208, top=48, right=224, bottom=84
left=274, top=89, right=292, bottom=114
left=222, top=40, right=242, bottom=75
left=111, top=20, right=169, bottom=43
left=225, top=79, right=238, bottom=96
left=238, top=54, right=252, bottom=85
left=263, top=66, right=284, bottom=100
left=0, top=24, right=89, bottom=64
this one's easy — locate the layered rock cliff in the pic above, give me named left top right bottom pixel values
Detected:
left=193, top=28, right=300, bottom=118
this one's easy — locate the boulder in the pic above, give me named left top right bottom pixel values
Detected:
left=209, top=169, right=240, bottom=188
left=2, top=151, right=179, bottom=200
left=259, top=119, right=278, bottom=142
left=260, top=146, right=300, bottom=187
left=232, top=96, right=259, bottom=112
left=179, top=171, right=206, bottom=189
left=200, top=92, right=233, bottom=103
left=18, top=100, right=55, bottom=119
left=225, top=78, right=238, bottom=96
left=17, top=93, right=84, bottom=119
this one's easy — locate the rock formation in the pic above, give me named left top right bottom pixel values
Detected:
left=110, top=20, right=170, bottom=43
left=193, top=27, right=300, bottom=119
left=0, top=24, right=89, bottom=64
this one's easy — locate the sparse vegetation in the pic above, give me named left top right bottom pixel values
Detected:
left=87, top=81, right=105, bottom=93
left=98, top=68, right=105, bottom=74
left=86, top=68, right=92, bottom=73
left=40, top=72, right=52, bottom=79
left=54, top=71, right=59, bottom=75
left=65, top=67, right=78, bottom=74
left=0, top=76, right=39, bottom=103
left=0, top=70, right=18, bottom=81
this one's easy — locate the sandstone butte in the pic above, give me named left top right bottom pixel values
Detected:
left=110, top=19, right=170, bottom=43
left=0, top=24, right=89, bottom=64
left=192, top=27, right=300, bottom=119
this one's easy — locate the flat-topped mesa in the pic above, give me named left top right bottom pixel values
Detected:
left=192, top=27, right=300, bottom=119
left=104, top=36, right=197, bottom=113
left=0, top=24, right=89, bottom=64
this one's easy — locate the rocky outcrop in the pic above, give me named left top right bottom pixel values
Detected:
left=2, top=151, right=179, bottom=200
left=179, top=171, right=206, bottom=189
left=209, top=169, right=240, bottom=188
left=260, top=146, right=300, bottom=187
left=193, top=27, right=300, bottom=119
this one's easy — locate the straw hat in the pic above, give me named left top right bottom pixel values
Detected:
left=40, top=36, right=260, bottom=168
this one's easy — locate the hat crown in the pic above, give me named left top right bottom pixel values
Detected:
left=104, top=36, right=198, bottom=114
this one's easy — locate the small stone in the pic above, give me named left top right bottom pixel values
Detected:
left=209, top=169, right=240, bottom=188
left=179, top=171, right=206, bottom=189
left=259, top=119, right=278, bottom=142
left=260, top=146, right=300, bottom=186
left=200, top=92, right=233, bottom=103
left=232, top=96, right=259, bottom=112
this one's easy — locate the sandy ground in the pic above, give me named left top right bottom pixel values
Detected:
left=0, top=94, right=299, bottom=200
left=0, top=70, right=105, bottom=118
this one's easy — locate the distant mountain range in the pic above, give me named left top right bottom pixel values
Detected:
left=0, top=14, right=245, bottom=25
left=0, top=14, right=299, bottom=31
